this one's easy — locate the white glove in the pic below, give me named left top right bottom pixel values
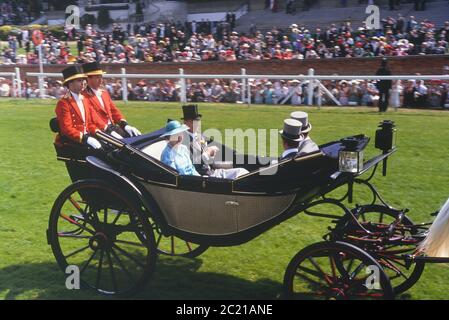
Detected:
left=86, top=137, right=102, bottom=149
left=110, top=130, right=123, bottom=140
left=125, top=125, right=141, bottom=137
left=206, top=146, right=219, bottom=158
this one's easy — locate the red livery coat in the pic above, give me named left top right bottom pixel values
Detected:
left=55, top=92, right=107, bottom=144
left=82, top=87, right=125, bottom=126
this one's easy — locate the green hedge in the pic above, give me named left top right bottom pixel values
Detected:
left=0, top=24, right=66, bottom=41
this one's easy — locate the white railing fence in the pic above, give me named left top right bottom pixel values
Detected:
left=25, top=68, right=449, bottom=106
left=0, top=68, right=22, bottom=98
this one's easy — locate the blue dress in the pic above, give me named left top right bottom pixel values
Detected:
left=161, top=143, right=200, bottom=176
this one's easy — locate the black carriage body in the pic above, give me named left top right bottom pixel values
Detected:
left=53, top=128, right=373, bottom=247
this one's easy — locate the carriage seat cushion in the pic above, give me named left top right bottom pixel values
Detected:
left=141, top=139, right=168, bottom=161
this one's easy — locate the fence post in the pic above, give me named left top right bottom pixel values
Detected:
left=317, top=80, right=322, bottom=109
left=121, top=68, right=128, bottom=103
left=241, top=68, right=246, bottom=103
left=247, top=77, right=251, bottom=106
left=15, top=67, right=22, bottom=98
left=38, top=44, right=45, bottom=99
left=11, top=73, right=16, bottom=98
left=179, top=68, right=187, bottom=103
left=307, top=68, right=314, bottom=106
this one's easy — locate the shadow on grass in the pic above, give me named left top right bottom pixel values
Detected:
left=0, top=256, right=282, bottom=300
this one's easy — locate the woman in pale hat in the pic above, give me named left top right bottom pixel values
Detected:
left=161, top=120, right=249, bottom=179
left=161, top=120, right=200, bottom=176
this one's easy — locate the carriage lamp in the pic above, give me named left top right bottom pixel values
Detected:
left=339, top=137, right=364, bottom=173
left=375, top=120, right=397, bottom=176
left=375, top=120, right=397, bottom=152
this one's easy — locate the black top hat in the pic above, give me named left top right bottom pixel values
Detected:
left=62, top=65, right=86, bottom=85
left=82, top=61, right=106, bottom=76
left=181, top=104, right=202, bottom=120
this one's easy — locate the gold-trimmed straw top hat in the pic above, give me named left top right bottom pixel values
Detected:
left=82, top=61, right=106, bottom=76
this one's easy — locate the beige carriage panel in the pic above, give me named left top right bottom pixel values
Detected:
left=144, top=184, right=238, bottom=235
left=144, top=184, right=296, bottom=235
left=234, top=193, right=296, bottom=231
left=141, top=140, right=168, bottom=161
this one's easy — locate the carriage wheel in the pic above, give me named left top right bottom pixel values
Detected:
left=350, top=205, right=425, bottom=294
left=151, top=223, right=209, bottom=258
left=283, top=241, right=394, bottom=300
left=48, top=180, right=157, bottom=296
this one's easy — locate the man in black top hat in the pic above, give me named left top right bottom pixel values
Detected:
left=180, top=104, right=218, bottom=175
left=375, top=58, right=392, bottom=112
left=180, top=104, right=250, bottom=179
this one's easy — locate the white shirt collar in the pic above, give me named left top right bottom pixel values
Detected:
left=281, top=148, right=298, bottom=159
left=92, top=88, right=102, bottom=95
left=70, top=91, right=81, bottom=100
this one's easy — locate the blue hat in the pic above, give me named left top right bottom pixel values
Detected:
left=160, top=120, right=189, bottom=137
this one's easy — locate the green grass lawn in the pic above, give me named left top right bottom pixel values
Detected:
left=0, top=98, right=448, bottom=300
left=0, top=41, right=78, bottom=56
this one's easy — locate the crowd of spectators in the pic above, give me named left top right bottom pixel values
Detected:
left=1, top=13, right=448, bottom=65
left=2, top=74, right=448, bottom=109
left=0, top=1, right=35, bottom=25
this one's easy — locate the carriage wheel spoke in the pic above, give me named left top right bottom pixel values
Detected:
left=346, top=258, right=355, bottom=274
left=294, top=270, right=329, bottom=289
left=104, top=208, right=108, bottom=224
left=110, top=247, right=134, bottom=282
left=69, top=196, right=85, bottom=215
left=113, top=244, right=145, bottom=269
left=308, top=257, right=333, bottom=285
left=349, top=262, right=365, bottom=280
left=297, top=265, right=326, bottom=280
left=379, top=212, right=385, bottom=223
left=115, top=239, right=146, bottom=248
left=171, top=236, right=175, bottom=254
left=329, top=255, right=338, bottom=280
left=58, top=233, right=91, bottom=240
left=80, top=248, right=98, bottom=275
left=111, top=212, right=124, bottom=226
left=291, top=291, right=327, bottom=298
left=106, top=250, right=117, bottom=293
left=378, top=254, right=408, bottom=268
left=155, top=233, right=163, bottom=248
left=60, top=214, right=95, bottom=235
left=64, top=244, right=90, bottom=259
left=380, top=258, right=409, bottom=279
left=95, top=249, right=105, bottom=289
left=185, top=241, right=193, bottom=252
left=352, top=291, right=384, bottom=298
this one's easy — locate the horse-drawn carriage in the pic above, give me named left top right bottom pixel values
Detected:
left=46, top=119, right=449, bottom=299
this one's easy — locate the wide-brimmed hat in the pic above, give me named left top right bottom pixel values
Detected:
left=82, top=61, right=106, bottom=76
left=62, top=65, right=86, bottom=85
left=279, top=119, right=303, bottom=142
left=160, top=120, right=189, bottom=138
left=290, top=111, right=312, bottom=133
left=181, top=104, right=202, bottom=120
